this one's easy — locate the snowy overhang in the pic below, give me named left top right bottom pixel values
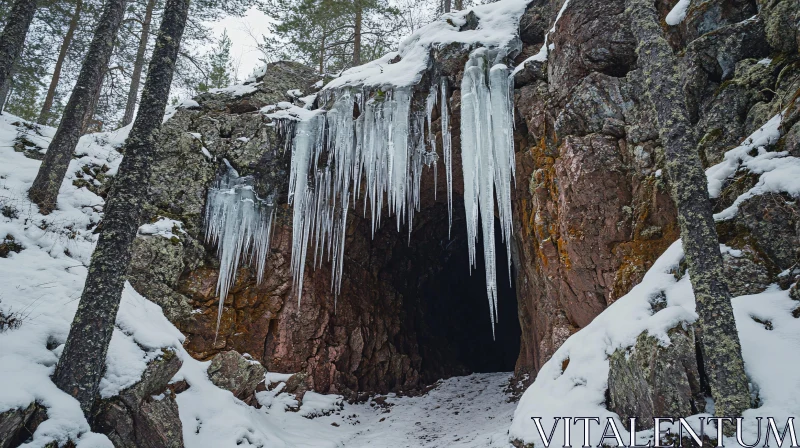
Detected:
left=322, top=0, right=531, bottom=91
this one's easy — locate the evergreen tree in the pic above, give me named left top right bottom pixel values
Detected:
left=121, top=0, right=158, bottom=126
left=0, top=0, right=38, bottom=113
left=28, top=0, right=128, bottom=213
left=53, top=0, right=191, bottom=416
left=198, top=28, right=233, bottom=91
left=261, top=0, right=402, bottom=74
left=38, top=0, right=83, bottom=124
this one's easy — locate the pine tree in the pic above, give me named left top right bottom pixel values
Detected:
left=0, top=0, right=38, bottom=112
left=198, top=28, right=233, bottom=91
left=28, top=0, right=127, bottom=214
left=624, top=0, right=751, bottom=427
left=38, top=0, right=83, bottom=125
left=262, top=0, right=402, bottom=74
left=121, top=0, right=157, bottom=126
left=52, top=0, right=191, bottom=416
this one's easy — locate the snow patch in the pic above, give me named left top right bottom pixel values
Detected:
left=138, top=218, right=186, bottom=240
left=666, top=0, right=691, bottom=25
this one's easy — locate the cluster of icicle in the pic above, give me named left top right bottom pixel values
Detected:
left=288, top=86, right=439, bottom=303
left=204, top=47, right=516, bottom=335
left=204, top=161, right=275, bottom=331
left=460, top=48, right=516, bottom=331
left=288, top=47, right=515, bottom=334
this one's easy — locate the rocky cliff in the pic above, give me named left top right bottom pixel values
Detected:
left=130, top=0, right=800, bottom=400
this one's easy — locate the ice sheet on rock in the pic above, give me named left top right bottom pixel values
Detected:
left=460, top=48, right=516, bottom=335
left=204, top=162, right=275, bottom=332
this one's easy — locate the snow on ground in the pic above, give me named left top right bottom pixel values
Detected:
left=510, top=111, right=800, bottom=446
left=0, top=113, right=518, bottom=447
left=331, top=373, right=517, bottom=448
left=253, top=372, right=517, bottom=448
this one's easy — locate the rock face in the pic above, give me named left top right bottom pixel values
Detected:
left=510, top=0, right=800, bottom=379
left=129, top=0, right=800, bottom=399
left=608, top=325, right=706, bottom=430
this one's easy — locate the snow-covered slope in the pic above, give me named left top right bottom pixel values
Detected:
left=0, top=113, right=519, bottom=447
left=509, top=112, right=800, bottom=447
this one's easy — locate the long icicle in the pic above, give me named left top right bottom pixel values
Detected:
left=257, top=56, right=516, bottom=334
left=204, top=161, right=275, bottom=334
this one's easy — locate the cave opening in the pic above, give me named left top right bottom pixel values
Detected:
left=381, top=203, right=522, bottom=384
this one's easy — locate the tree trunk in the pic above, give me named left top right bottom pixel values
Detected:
left=318, top=33, right=325, bottom=74
left=28, top=0, right=127, bottom=214
left=352, top=3, right=362, bottom=66
left=0, top=81, right=10, bottom=112
left=0, top=0, right=38, bottom=111
left=81, top=67, right=105, bottom=134
left=38, top=0, right=83, bottom=125
left=52, top=0, right=190, bottom=417
left=453, top=0, right=462, bottom=10
left=121, top=0, right=156, bottom=127
left=625, top=0, right=751, bottom=426
left=443, top=0, right=451, bottom=13
left=0, top=45, right=20, bottom=112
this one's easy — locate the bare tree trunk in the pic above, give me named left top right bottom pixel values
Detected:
left=121, top=0, right=156, bottom=127
left=352, top=4, right=362, bottom=66
left=443, top=0, right=451, bottom=13
left=625, top=0, right=751, bottom=427
left=38, top=0, right=83, bottom=125
left=0, top=0, right=37, bottom=112
left=318, top=33, right=325, bottom=74
left=82, top=66, right=105, bottom=134
left=28, top=0, right=127, bottom=214
left=52, top=0, right=190, bottom=417
left=0, top=80, right=10, bottom=112
left=0, top=45, right=20, bottom=112
left=454, top=0, right=463, bottom=10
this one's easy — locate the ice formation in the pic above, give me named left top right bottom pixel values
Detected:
left=460, top=48, right=516, bottom=334
left=204, top=2, right=526, bottom=330
left=441, top=79, right=454, bottom=236
left=204, top=161, right=275, bottom=331
left=281, top=51, right=515, bottom=334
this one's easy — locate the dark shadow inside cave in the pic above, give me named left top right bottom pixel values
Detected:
left=388, top=205, right=521, bottom=383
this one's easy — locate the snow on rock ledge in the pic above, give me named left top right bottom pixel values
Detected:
left=323, top=0, right=529, bottom=90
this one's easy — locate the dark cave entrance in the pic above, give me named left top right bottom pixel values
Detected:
left=417, top=217, right=520, bottom=380
left=384, top=203, right=522, bottom=383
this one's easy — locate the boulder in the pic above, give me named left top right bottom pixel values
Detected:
left=608, top=325, right=706, bottom=430
left=207, top=351, right=266, bottom=404
left=93, top=348, right=184, bottom=448
left=0, top=403, right=36, bottom=448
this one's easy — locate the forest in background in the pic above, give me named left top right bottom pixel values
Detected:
left=0, top=0, right=481, bottom=132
